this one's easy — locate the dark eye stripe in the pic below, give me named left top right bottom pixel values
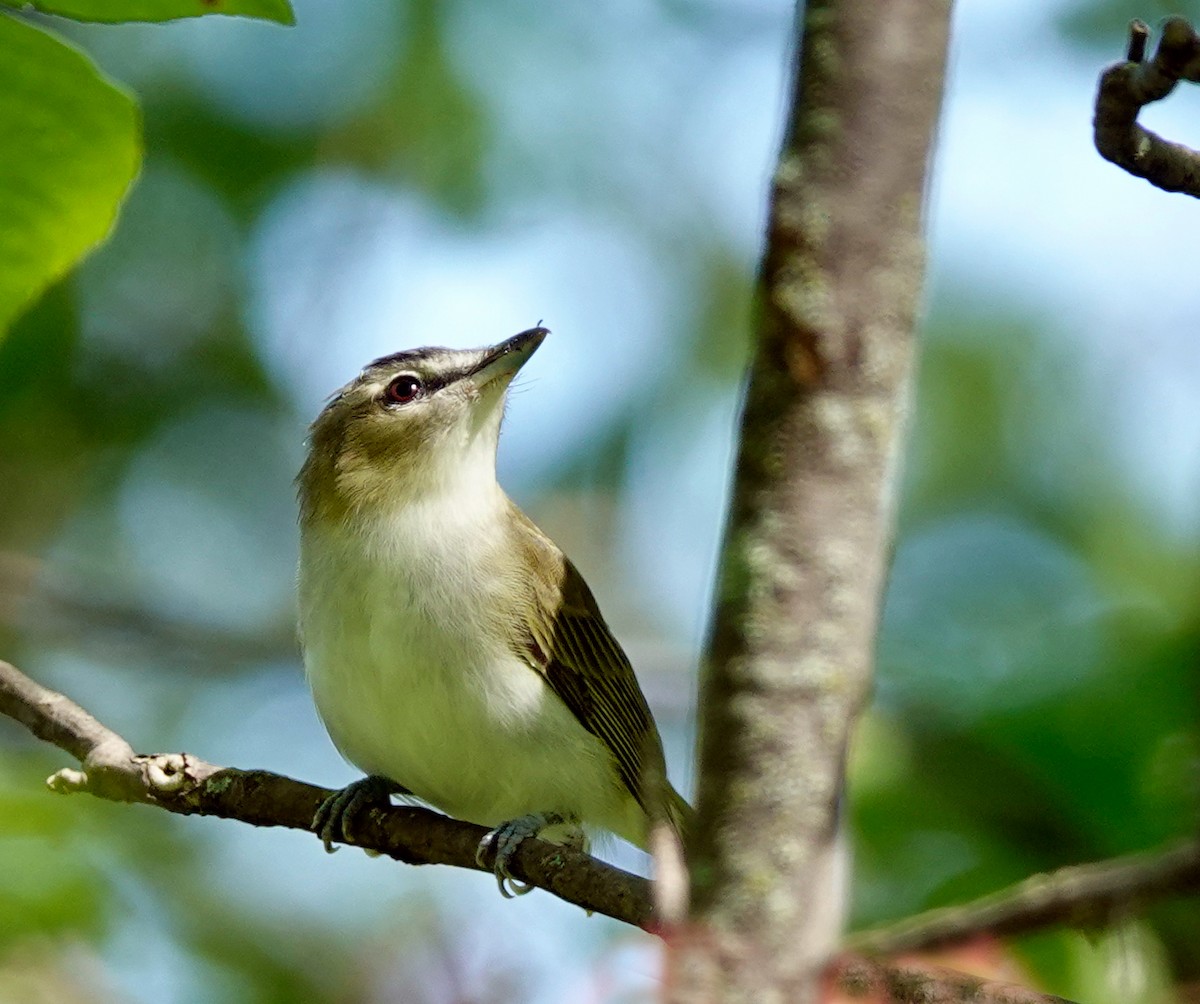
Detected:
left=417, top=372, right=453, bottom=394
left=378, top=364, right=483, bottom=401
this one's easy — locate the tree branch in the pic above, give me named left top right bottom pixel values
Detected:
left=847, top=838, right=1200, bottom=957
left=7, top=657, right=1193, bottom=1002
left=832, top=956, right=1078, bottom=1004
left=669, top=1, right=951, bottom=999
left=0, top=658, right=654, bottom=930
left=1094, top=16, right=1200, bottom=196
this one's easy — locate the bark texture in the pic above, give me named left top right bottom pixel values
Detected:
left=668, top=1, right=951, bottom=1000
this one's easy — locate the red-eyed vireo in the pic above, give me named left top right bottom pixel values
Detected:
left=297, top=327, right=691, bottom=894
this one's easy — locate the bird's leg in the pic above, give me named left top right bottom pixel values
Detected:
left=475, top=811, right=585, bottom=898
left=313, top=775, right=410, bottom=853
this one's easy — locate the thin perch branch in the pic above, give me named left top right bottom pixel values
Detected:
left=0, top=658, right=654, bottom=929
left=1, top=655, right=1195, bottom=1003
left=1094, top=16, right=1200, bottom=196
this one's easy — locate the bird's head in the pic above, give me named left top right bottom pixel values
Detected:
left=298, top=326, right=547, bottom=524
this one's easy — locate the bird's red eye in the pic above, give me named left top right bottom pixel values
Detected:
left=385, top=375, right=422, bottom=404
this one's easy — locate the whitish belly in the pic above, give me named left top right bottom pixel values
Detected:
left=303, top=576, right=635, bottom=838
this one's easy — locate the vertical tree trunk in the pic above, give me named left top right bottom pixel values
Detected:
left=668, top=1, right=951, bottom=1000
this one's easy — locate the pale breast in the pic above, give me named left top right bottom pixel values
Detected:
left=299, top=510, right=642, bottom=842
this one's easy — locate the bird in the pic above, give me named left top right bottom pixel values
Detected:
left=296, top=326, right=691, bottom=895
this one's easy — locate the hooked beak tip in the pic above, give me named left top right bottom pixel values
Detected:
left=472, top=326, right=549, bottom=385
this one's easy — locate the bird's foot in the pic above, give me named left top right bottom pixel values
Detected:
left=475, top=811, right=581, bottom=898
left=313, top=775, right=407, bottom=853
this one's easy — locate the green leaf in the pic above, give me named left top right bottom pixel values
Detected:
left=0, top=15, right=140, bottom=337
left=0, top=0, right=294, bottom=24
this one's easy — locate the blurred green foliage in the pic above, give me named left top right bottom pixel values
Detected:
left=0, top=16, right=138, bottom=335
left=1057, top=0, right=1200, bottom=49
left=0, top=0, right=293, bottom=24
left=0, top=0, right=293, bottom=335
left=0, top=1, right=1197, bottom=1002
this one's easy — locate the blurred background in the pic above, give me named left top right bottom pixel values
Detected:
left=2, top=0, right=1199, bottom=1001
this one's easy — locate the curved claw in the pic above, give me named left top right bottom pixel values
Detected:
left=475, top=812, right=577, bottom=898
left=313, top=775, right=405, bottom=853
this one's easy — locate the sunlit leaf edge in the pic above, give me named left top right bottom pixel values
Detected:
left=0, top=0, right=294, bottom=26
left=0, top=14, right=142, bottom=339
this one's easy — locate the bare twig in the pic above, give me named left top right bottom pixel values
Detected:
left=0, top=658, right=654, bottom=930
left=1094, top=16, right=1200, bottom=196
left=833, top=956, right=1078, bottom=1004
left=848, top=838, right=1200, bottom=957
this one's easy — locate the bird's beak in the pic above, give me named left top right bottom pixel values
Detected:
left=470, top=327, right=548, bottom=387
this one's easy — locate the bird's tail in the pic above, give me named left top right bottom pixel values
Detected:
left=646, top=783, right=694, bottom=923
left=666, top=785, right=695, bottom=842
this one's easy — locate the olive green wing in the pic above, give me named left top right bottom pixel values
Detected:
left=514, top=530, right=661, bottom=810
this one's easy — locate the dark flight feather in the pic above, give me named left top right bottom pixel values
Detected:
left=506, top=503, right=691, bottom=836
